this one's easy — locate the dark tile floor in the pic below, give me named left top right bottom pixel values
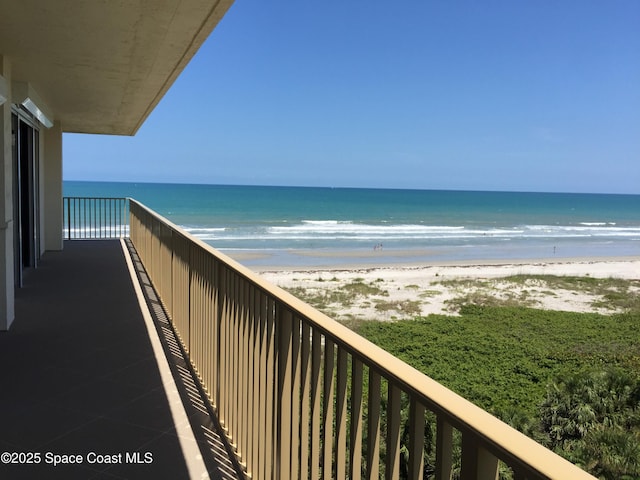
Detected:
left=0, top=240, right=242, bottom=480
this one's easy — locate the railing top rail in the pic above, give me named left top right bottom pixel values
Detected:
left=129, top=197, right=596, bottom=479
left=64, top=196, right=129, bottom=201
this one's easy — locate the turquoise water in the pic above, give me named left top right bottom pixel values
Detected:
left=64, top=181, right=640, bottom=267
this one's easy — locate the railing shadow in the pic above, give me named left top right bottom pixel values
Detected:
left=124, top=239, right=245, bottom=480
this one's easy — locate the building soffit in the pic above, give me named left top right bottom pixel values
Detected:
left=0, top=0, right=234, bottom=135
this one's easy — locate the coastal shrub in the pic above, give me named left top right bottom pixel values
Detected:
left=374, top=299, right=421, bottom=315
left=436, top=278, right=492, bottom=289
left=355, top=307, right=640, bottom=479
left=593, top=288, right=640, bottom=311
left=343, top=280, right=386, bottom=297
left=445, top=291, right=538, bottom=312
left=539, top=367, right=640, bottom=477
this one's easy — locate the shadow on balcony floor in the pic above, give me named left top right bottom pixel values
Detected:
left=0, top=240, right=243, bottom=480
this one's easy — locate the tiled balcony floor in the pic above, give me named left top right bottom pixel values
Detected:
left=0, top=240, right=242, bottom=480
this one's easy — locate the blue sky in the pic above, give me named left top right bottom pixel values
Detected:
left=63, top=1, right=640, bottom=194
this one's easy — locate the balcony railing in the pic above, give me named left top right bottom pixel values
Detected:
left=63, top=196, right=129, bottom=239
left=124, top=197, right=596, bottom=480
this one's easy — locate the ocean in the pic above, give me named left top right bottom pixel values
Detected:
left=64, top=181, right=640, bottom=268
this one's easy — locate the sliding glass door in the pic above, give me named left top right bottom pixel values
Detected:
left=12, top=109, right=40, bottom=287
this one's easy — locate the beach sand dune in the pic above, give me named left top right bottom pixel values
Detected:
left=258, top=257, right=640, bottom=321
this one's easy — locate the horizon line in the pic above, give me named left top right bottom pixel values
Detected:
left=62, top=178, right=640, bottom=197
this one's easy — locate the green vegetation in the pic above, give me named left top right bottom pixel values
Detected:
left=355, top=306, right=640, bottom=478
left=356, top=306, right=640, bottom=417
left=540, top=368, right=640, bottom=478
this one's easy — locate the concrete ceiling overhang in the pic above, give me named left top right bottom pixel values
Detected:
left=0, top=0, right=234, bottom=135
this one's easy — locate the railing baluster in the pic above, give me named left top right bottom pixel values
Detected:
left=77, top=197, right=81, bottom=238
left=310, top=328, right=322, bottom=479
left=62, top=197, right=129, bottom=240
left=243, top=282, right=252, bottom=475
left=65, top=197, right=69, bottom=239
left=291, top=314, right=302, bottom=480
left=251, top=286, right=261, bottom=479
left=336, top=346, right=348, bottom=480
left=350, top=358, right=364, bottom=480
left=230, top=272, right=239, bottom=452
left=323, top=338, right=335, bottom=480
left=386, top=384, right=402, bottom=480
left=207, top=254, right=217, bottom=407
left=367, top=369, right=381, bottom=480
left=218, top=265, right=228, bottom=433
left=264, top=296, right=276, bottom=479
left=106, top=198, right=108, bottom=237
left=256, top=290, right=266, bottom=479
left=237, top=278, right=247, bottom=466
left=299, top=321, right=311, bottom=480
left=408, top=398, right=426, bottom=480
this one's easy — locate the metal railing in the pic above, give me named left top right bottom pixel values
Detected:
left=128, top=198, right=596, bottom=480
left=63, top=197, right=129, bottom=239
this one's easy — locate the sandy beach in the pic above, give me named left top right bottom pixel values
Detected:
left=256, top=256, right=640, bottom=322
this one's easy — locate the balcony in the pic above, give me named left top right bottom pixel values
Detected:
left=0, top=238, right=243, bottom=479
left=1, top=197, right=596, bottom=479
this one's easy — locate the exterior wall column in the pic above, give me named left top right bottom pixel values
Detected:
left=0, top=56, right=15, bottom=330
left=42, top=122, right=63, bottom=252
